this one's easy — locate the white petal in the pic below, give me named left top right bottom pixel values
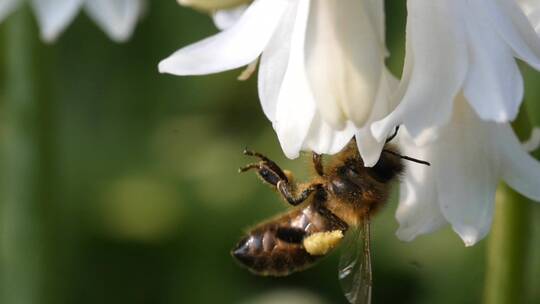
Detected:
left=518, top=0, right=540, bottom=33
left=84, top=0, right=144, bottom=43
left=305, top=0, right=385, bottom=129
left=0, top=0, right=20, bottom=23
left=258, top=1, right=300, bottom=122
left=212, top=4, right=248, bottom=30
left=355, top=129, right=384, bottom=167
left=434, top=100, right=499, bottom=246
left=302, top=114, right=356, bottom=156
left=365, top=0, right=386, bottom=49
left=463, top=6, right=524, bottom=122
left=158, top=0, right=289, bottom=76
left=31, top=0, right=83, bottom=42
left=272, top=0, right=314, bottom=159
left=357, top=69, right=398, bottom=166
left=497, top=124, right=540, bottom=201
left=371, top=0, right=468, bottom=143
left=395, top=130, right=446, bottom=241
left=482, top=0, right=540, bottom=69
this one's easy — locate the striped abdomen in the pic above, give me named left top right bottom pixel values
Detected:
left=231, top=204, right=347, bottom=276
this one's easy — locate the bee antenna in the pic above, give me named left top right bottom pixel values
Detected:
left=382, top=149, right=431, bottom=166
left=400, top=155, right=431, bottom=166
left=385, top=126, right=400, bottom=143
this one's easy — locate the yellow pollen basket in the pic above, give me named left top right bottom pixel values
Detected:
left=303, top=230, right=344, bottom=256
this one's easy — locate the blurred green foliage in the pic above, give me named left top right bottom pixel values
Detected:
left=0, top=1, right=538, bottom=304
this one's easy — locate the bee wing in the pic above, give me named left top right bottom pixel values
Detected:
left=338, top=214, right=372, bottom=304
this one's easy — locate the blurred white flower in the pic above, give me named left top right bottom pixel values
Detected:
left=396, top=96, right=540, bottom=246
left=159, top=0, right=393, bottom=166
left=241, top=289, right=328, bottom=304
left=372, top=0, right=540, bottom=144
left=0, top=0, right=145, bottom=43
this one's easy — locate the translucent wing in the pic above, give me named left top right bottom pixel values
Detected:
left=338, top=214, right=372, bottom=304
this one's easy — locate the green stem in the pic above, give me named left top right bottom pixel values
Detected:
left=484, top=186, right=531, bottom=304
left=483, top=107, right=534, bottom=304
left=183, top=0, right=252, bottom=11
left=1, top=8, right=44, bottom=304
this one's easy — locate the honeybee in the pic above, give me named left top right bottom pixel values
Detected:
left=231, top=129, right=430, bottom=304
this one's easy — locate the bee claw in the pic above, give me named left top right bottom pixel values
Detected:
left=243, top=148, right=261, bottom=159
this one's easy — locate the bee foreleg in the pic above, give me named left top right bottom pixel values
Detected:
left=240, top=161, right=287, bottom=187
left=242, top=149, right=289, bottom=181
left=277, top=182, right=319, bottom=206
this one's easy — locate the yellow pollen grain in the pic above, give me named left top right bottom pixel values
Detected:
left=303, top=230, right=344, bottom=256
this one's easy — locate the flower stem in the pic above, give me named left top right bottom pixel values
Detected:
left=483, top=108, right=533, bottom=304
left=484, top=186, right=531, bottom=304
left=1, top=8, right=45, bottom=304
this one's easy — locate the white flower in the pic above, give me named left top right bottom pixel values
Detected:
left=211, top=4, right=248, bottom=30
left=0, top=0, right=145, bottom=43
left=396, top=95, right=540, bottom=246
left=371, top=0, right=540, bottom=145
left=159, top=0, right=393, bottom=166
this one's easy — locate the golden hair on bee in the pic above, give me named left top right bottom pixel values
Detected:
left=232, top=134, right=429, bottom=274
left=231, top=131, right=430, bottom=304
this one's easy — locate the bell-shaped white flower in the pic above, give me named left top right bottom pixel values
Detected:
left=396, top=96, right=540, bottom=246
left=211, top=4, right=248, bottom=30
left=159, top=0, right=392, bottom=165
left=371, top=0, right=540, bottom=145
left=0, top=0, right=145, bottom=43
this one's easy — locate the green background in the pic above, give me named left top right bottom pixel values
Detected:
left=0, top=1, right=539, bottom=303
